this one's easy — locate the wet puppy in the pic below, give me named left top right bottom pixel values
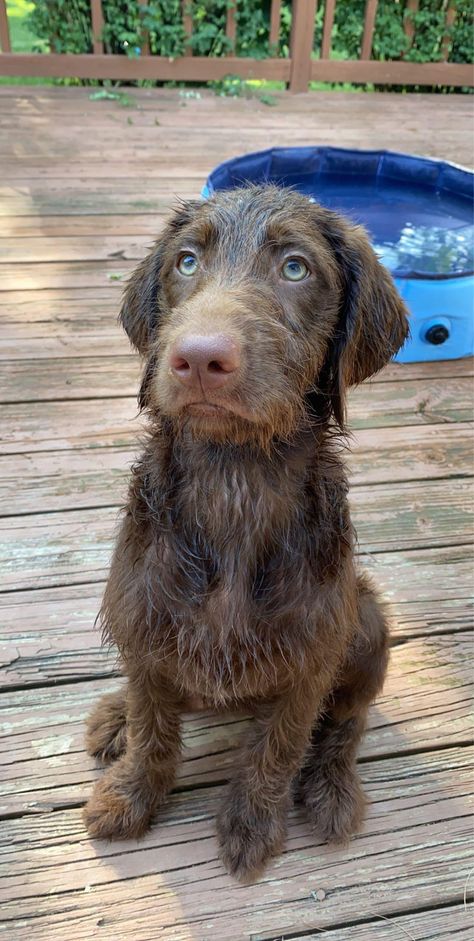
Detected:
left=83, top=185, right=409, bottom=880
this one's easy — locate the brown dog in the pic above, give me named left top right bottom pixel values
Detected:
left=83, top=185, right=409, bottom=880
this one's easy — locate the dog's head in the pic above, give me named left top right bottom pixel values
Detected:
left=121, top=186, right=408, bottom=443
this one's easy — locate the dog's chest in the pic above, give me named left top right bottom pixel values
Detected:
left=152, top=464, right=313, bottom=702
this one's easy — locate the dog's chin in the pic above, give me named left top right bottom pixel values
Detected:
left=162, top=399, right=275, bottom=447
left=186, top=402, right=236, bottom=420
left=184, top=401, right=255, bottom=439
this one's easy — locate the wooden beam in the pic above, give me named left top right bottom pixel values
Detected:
left=0, top=0, right=11, bottom=54
left=90, top=0, right=104, bottom=56
left=289, top=0, right=317, bottom=92
left=0, top=52, right=291, bottom=82
left=360, top=0, right=378, bottom=61
left=320, top=0, right=336, bottom=59
left=310, top=56, right=473, bottom=86
left=0, top=52, right=471, bottom=89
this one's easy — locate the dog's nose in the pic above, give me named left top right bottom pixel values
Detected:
left=169, top=334, right=240, bottom=391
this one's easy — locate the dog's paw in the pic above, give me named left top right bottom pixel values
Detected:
left=217, top=787, right=287, bottom=881
left=83, top=771, right=153, bottom=841
left=300, top=766, right=366, bottom=844
left=85, top=690, right=127, bottom=765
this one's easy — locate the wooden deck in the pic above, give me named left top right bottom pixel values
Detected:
left=1, top=85, right=473, bottom=940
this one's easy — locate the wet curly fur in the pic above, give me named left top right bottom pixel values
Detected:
left=84, top=185, right=409, bottom=880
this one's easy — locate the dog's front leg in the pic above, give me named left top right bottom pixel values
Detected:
left=83, top=671, right=181, bottom=840
left=217, top=678, right=326, bottom=881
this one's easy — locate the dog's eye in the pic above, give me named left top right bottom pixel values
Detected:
left=281, top=258, right=309, bottom=282
left=177, top=252, right=198, bottom=276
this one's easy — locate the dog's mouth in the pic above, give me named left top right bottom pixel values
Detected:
left=186, top=401, right=228, bottom=418
left=184, top=400, right=255, bottom=423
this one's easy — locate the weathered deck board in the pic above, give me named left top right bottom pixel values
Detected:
left=1, top=635, right=471, bottom=818
left=0, top=84, right=472, bottom=940
left=2, top=352, right=474, bottom=421
left=0, top=748, right=472, bottom=939
left=1, top=545, right=472, bottom=688
left=0, top=424, right=472, bottom=517
left=1, top=477, right=471, bottom=591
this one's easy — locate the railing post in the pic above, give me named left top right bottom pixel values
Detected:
left=360, top=0, right=379, bottom=60
left=0, top=0, right=11, bottom=53
left=269, top=0, right=282, bottom=49
left=226, top=1, right=236, bottom=55
left=90, top=0, right=104, bottom=55
left=360, top=0, right=378, bottom=60
left=441, top=1, right=456, bottom=62
left=403, top=0, right=418, bottom=54
left=182, top=0, right=193, bottom=56
left=320, top=0, right=336, bottom=59
left=289, top=0, right=317, bottom=92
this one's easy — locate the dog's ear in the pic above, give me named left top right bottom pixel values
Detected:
left=319, top=211, right=409, bottom=426
left=119, top=248, right=163, bottom=355
left=119, top=200, right=203, bottom=355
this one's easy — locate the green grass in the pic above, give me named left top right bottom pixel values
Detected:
left=1, top=0, right=53, bottom=84
left=7, top=0, right=42, bottom=53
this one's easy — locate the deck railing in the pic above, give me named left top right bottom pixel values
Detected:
left=0, top=0, right=471, bottom=92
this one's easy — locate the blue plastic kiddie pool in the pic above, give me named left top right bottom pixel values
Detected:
left=202, top=147, right=473, bottom=363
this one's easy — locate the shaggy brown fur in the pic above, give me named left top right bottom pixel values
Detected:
left=83, top=185, right=409, bottom=880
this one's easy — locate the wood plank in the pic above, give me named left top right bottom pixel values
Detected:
left=349, top=376, right=473, bottom=428
left=1, top=545, right=471, bottom=688
left=2, top=51, right=470, bottom=88
left=0, top=747, right=471, bottom=941
left=1, top=298, right=472, bottom=385
left=0, top=214, right=169, bottom=238
left=349, top=423, right=474, bottom=485
left=0, top=84, right=468, bottom=108
left=289, top=906, right=473, bottom=941
left=1, top=478, right=471, bottom=591
left=0, top=635, right=471, bottom=818
left=1, top=424, right=470, bottom=517
left=351, top=477, right=474, bottom=553
left=0, top=446, right=133, bottom=514
left=0, top=355, right=472, bottom=425
left=309, top=58, right=473, bottom=87
left=0, top=356, right=141, bottom=402
left=0, top=52, right=291, bottom=83
left=2, top=234, right=154, bottom=263
left=0, top=398, right=141, bottom=454
left=0, top=104, right=470, bottom=135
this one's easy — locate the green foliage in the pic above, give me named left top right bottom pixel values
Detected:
left=26, top=0, right=473, bottom=88
left=27, top=0, right=293, bottom=58
left=328, top=0, right=472, bottom=65
left=209, top=73, right=277, bottom=103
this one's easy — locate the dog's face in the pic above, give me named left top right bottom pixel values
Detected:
left=121, top=186, right=408, bottom=443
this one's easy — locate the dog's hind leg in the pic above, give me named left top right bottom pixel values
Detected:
left=85, top=687, right=127, bottom=765
left=296, top=574, right=390, bottom=843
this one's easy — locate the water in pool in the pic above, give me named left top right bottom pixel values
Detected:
left=300, top=178, right=474, bottom=277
